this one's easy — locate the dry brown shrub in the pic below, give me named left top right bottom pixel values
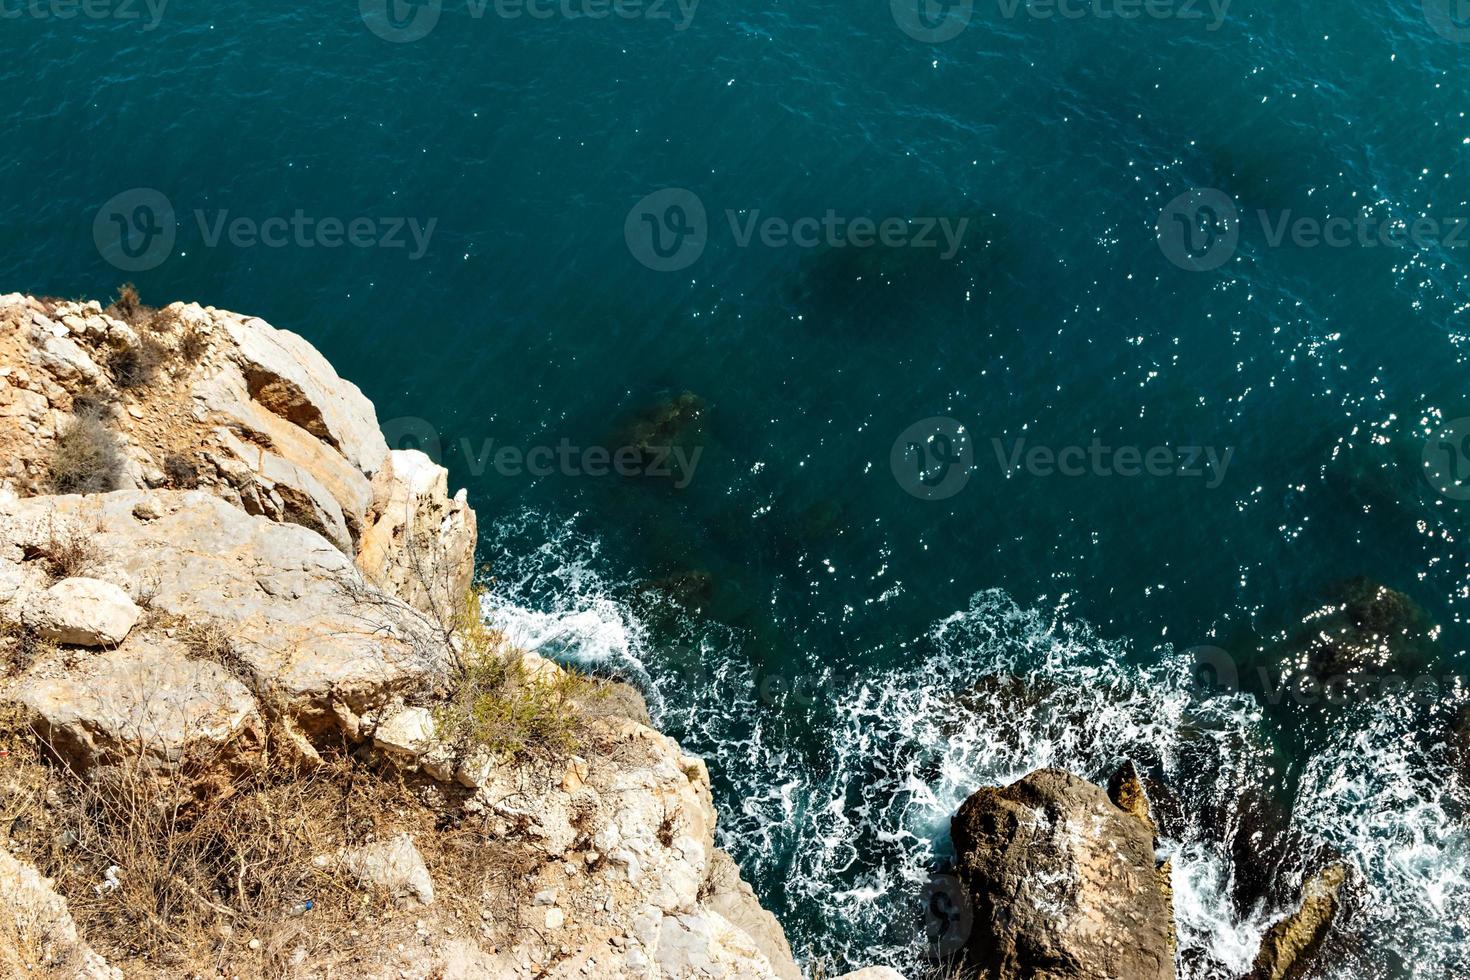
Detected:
left=48, top=412, right=122, bottom=495
left=26, top=518, right=106, bottom=581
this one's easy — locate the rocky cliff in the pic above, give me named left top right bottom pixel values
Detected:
left=0, top=291, right=890, bottom=980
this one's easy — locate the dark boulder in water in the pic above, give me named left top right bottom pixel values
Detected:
left=1293, top=578, right=1433, bottom=683
left=951, top=768, right=1176, bottom=980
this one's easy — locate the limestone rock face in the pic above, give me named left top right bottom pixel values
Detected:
left=0, top=848, right=121, bottom=979
left=357, top=449, right=477, bottom=621
left=212, top=312, right=389, bottom=477
left=16, top=634, right=260, bottom=772
left=834, top=969, right=908, bottom=980
left=951, top=768, right=1177, bottom=980
left=25, top=577, right=140, bottom=647
left=702, top=849, right=802, bottom=980
left=0, top=490, right=450, bottom=753
left=0, top=292, right=853, bottom=980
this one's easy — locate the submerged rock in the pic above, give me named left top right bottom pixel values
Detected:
left=1246, top=863, right=1347, bottom=980
left=951, top=767, right=1176, bottom=980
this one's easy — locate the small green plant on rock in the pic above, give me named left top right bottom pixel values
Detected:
left=434, top=590, right=595, bottom=762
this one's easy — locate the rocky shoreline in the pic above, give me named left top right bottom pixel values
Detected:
left=0, top=291, right=1347, bottom=979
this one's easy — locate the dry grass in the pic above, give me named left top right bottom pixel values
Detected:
left=164, top=454, right=201, bottom=490
left=0, top=620, right=57, bottom=678
left=106, top=336, right=168, bottom=390
left=0, top=728, right=459, bottom=979
left=25, top=518, right=106, bottom=581
left=48, top=411, right=122, bottom=495
left=105, top=284, right=149, bottom=326
left=178, top=323, right=209, bottom=364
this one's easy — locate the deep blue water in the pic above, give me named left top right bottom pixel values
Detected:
left=5, top=1, right=1470, bottom=976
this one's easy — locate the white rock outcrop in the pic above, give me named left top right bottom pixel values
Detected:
left=25, top=577, right=140, bottom=647
left=336, top=834, right=436, bottom=907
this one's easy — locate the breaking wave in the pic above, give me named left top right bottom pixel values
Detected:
left=481, top=509, right=1470, bottom=979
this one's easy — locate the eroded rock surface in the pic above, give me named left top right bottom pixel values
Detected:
left=952, top=767, right=1176, bottom=980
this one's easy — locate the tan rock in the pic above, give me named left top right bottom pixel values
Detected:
left=951, top=768, right=1177, bottom=980
left=0, top=848, right=121, bottom=979
left=701, top=849, right=801, bottom=980
left=212, top=312, right=388, bottom=476
left=338, top=834, right=435, bottom=906
left=357, top=449, right=477, bottom=620
left=1, top=490, right=450, bottom=743
left=16, top=634, right=260, bottom=772
left=25, top=577, right=140, bottom=647
left=1247, top=863, right=1347, bottom=980
left=834, top=969, right=908, bottom=980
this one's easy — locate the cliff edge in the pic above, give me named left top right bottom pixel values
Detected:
left=0, top=291, right=884, bottom=980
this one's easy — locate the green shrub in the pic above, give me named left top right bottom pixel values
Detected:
left=434, top=591, right=596, bottom=761
left=48, top=412, right=122, bottom=494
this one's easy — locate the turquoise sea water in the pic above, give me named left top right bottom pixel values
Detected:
left=5, top=1, right=1470, bottom=975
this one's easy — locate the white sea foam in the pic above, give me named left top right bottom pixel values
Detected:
left=480, top=511, right=1470, bottom=979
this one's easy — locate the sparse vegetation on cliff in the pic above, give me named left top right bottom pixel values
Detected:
left=433, top=590, right=599, bottom=763
left=48, top=411, right=122, bottom=495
